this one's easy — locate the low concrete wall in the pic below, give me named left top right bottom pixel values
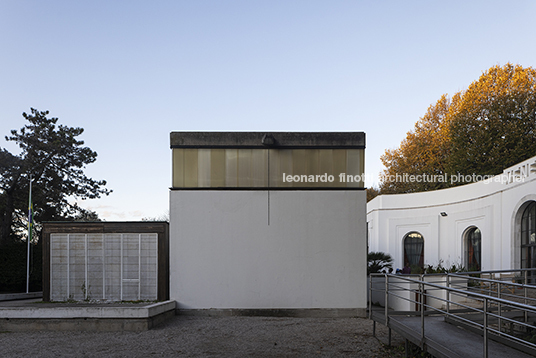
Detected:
left=0, top=292, right=42, bottom=302
left=0, top=300, right=176, bottom=332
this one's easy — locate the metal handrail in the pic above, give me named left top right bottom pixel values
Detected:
left=370, top=273, right=536, bottom=311
left=451, top=267, right=536, bottom=276
left=369, top=272, right=536, bottom=358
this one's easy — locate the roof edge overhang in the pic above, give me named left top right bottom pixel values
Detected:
left=170, top=131, right=365, bottom=149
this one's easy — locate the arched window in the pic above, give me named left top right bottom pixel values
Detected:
left=403, top=232, right=424, bottom=272
left=465, top=227, right=481, bottom=271
left=521, top=201, right=536, bottom=271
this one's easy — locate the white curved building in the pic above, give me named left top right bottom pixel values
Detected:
left=367, top=155, right=536, bottom=273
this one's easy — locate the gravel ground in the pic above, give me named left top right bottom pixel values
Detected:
left=0, top=315, right=405, bottom=357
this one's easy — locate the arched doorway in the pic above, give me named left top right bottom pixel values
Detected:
left=521, top=201, right=536, bottom=282
left=465, top=227, right=481, bottom=271
left=403, top=232, right=424, bottom=273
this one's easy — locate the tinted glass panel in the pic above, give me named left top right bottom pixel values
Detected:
left=521, top=202, right=536, bottom=270
left=172, top=148, right=364, bottom=188
left=466, top=227, right=481, bottom=271
left=403, top=232, right=424, bottom=271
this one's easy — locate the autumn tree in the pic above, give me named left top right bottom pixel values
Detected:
left=448, top=63, right=536, bottom=178
left=379, top=63, right=536, bottom=194
left=366, top=186, right=380, bottom=202
left=0, top=109, right=111, bottom=246
left=380, top=94, right=458, bottom=193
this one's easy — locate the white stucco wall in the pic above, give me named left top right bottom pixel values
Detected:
left=170, top=190, right=367, bottom=313
left=367, top=155, right=536, bottom=272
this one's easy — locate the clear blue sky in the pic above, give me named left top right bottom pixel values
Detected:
left=1, top=1, right=535, bottom=221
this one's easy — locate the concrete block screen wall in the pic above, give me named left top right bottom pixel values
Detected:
left=42, top=222, right=169, bottom=302
left=169, top=132, right=368, bottom=317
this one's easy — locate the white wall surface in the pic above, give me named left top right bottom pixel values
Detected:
left=367, top=155, right=536, bottom=272
left=170, top=190, right=367, bottom=312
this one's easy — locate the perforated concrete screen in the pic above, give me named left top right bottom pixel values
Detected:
left=42, top=222, right=169, bottom=302
left=50, top=233, right=158, bottom=301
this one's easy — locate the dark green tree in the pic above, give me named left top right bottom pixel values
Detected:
left=0, top=108, right=111, bottom=246
left=141, top=210, right=169, bottom=222
left=73, top=208, right=102, bottom=222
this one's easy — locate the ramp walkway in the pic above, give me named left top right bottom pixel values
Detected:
left=371, top=310, right=533, bottom=358
left=369, top=270, right=536, bottom=358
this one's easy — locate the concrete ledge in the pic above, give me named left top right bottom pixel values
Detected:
left=170, top=131, right=366, bottom=148
left=177, top=308, right=367, bottom=318
left=0, top=300, right=176, bottom=332
left=0, top=300, right=176, bottom=319
left=0, top=292, right=43, bottom=302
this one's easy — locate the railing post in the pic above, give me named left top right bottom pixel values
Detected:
left=385, top=274, right=389, bottom=327
left=483, top=297, right=488, bottom=358
left=420, top=276, right=425, bottom=348
left=497, top=281, right=502, bottom=335
left=524, top=270, right=528, bottom=323
left=369, top=274, right=372, bottom=320
left=446, top=273, right=450, bottom=314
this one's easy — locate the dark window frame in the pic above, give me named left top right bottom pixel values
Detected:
left=403, top=232, right=424, bottom=270
left=465, top=227, right=482, bottom=271
left=521, top=201, right=536, bottom=270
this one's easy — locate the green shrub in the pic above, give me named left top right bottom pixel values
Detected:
left=368, top=251, right=394, bottom=275
left=423, top=260, right=466, bottom=274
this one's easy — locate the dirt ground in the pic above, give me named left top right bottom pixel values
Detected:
left=0, top=315, right=407, bottom=357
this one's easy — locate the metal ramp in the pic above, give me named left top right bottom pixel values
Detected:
left=371, top=310, right=533, bottom=358
left=369, top=270, right=536, bottom=358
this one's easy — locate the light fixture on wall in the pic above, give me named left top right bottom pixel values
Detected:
left=262, top=134, right=276, bottom=146
left=440, top=212, right=448, bottom=217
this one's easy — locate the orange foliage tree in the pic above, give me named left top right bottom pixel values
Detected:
left=448, top=63, right=536, bottom=178
left=379, top=63, right=536, bottom=194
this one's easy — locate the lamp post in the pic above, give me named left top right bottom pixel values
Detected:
left=26, top=174, right=32, bottom=293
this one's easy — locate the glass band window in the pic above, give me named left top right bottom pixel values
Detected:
left=172, top=148, right=365, bottom=188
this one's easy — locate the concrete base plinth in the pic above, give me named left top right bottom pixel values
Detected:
left=0, top=300, right=176, bottom=332
left=177, top=307, right=366, bottom=318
